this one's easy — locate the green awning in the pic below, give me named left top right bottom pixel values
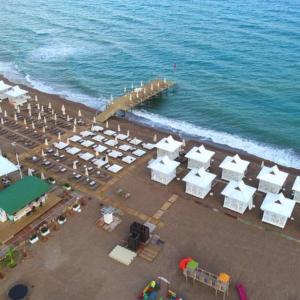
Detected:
left=0, top=176, right=50, bottom=215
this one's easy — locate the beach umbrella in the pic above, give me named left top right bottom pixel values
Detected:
left=126, top=129, right=130, bottom=137
left=32, top=122, right=35, bottom=130
left=95, top=151, right=99, bottom=157
left=27, top=103, right=31, bottom=110
left=38, top=112, right=41, bottom=120
left=28, top=109, right=32, bottom=117
left=37, top=103, right=40, bottom=110
left=14, top=113, right=18, bottom=121
left=105, top=155, right=109, bottom=163
left=40, top=172, right=45, bottom=180
left=42, top=126, right=46, bottom=133
left=48, top=102, right=52, bottom=109
left=4, top=110, right=7, bottom=118
left=73, top=161, right=77, bottom=170
left=41, top=105, right=44, bottom=113
left=85, top=167, right=89, bottom=178
left=117, top=124, right=121, bottom=132
left=51, top=109, right=54, bottom=115
left=182, top=139, right=186, bottom=147
left=17, top=106, right=20, bottom=113
left=0, top=118, right=4, bottom=125
left=66, top=115, right=70, bottom=122
left=66, top=138, right=70, bottom=145
left=28, top=168, right=33, bottom=176
left=157, top=82, right=160, bottom=88
left=55, top=149, right=59, bottom=156
left=78, top=109, right=82, bottom=118
left=153, top=134, right=157, bottom=143
left=23, top=118, right=27, bottom=126
left=54, top=113, right=57, bottom=121
left=35, top=95, right=38, bottom=102
left=105, top=121, right=109, bottom=128
left=73, top=125, right=76, bottom=133
left=143, top=88, right=146, bottom=94
left=93, top=116, right=96, bottom=123
left=61, top=104, right=66, bottom=115
left=43, top=117, right=47, bottom=124
left=74, top=118, right=77, bottom=126
left=129, top=94, right=132, bottom=101
left=58, top=132, right=61, bottom=141
left=44, top=138, right=48, bottom=146
left=136, top=91, right=139, bottom=98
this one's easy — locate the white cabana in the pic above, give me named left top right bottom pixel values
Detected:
left=0, top=80, right=11, bottom=100
left=185, top=145, right=215, bottom=170
left=219, top=154, right=249, bottom=181
left=105, top=139, right=118, bottom=147
left=130, top=137, right=142, bottom=145
left=182, top=168, right=216, bottom=199
left=292, top=176, right=300, bottom=203
left=142, top=143, right=155, bottom=150
left=132, top=149, right=146, bottom=157
left=221, top=180, right=256, bottom=214
left=54, top=141, right=68, bottom=150
left=108, top=164, right=123, bottom=173
left=80, top=130, right=94, bottom=138
left=0, top=156, right=18, bottom=177
left=257, top=165, right=288, bottom=194
left=108, top=150, right=122, bottom=158
left=122, top=155, right=136, bottom=164
left=79, top=152, right=94, bottom=161
left=155, top=135, right=182, bottom=160
left=5, top=85, right=29, bottom=107
left=260, top=193, right=295, bottom=228
left=94, top=145, right=108, bottom=153
left=93, top=158, right=107, bottom=168
left=66, top=147, right=81, bottom=155
left=116, top=133, right=128, bottom=140
left=148, top=156, right=180, bottom=185
left=91, top=125, right=104, bottom=132
left=119, top=144, right=132, bottom=152
left=69, top=135, right=82, bottom=142
left=81, top=140, right=95, bottom=148
left=92, top=134, right=105, bottom=142
left=104, top=129, right=116, bottom=136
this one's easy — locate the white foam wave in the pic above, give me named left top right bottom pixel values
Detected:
left=130, top=109, right=300, bottom=169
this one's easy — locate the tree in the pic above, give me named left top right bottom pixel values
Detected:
left=5, top=246, right=17, bottom=268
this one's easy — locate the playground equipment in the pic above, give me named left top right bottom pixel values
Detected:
left=138, top=277, right=183, bottom=300
left=179, top=258, right=230, bottom=300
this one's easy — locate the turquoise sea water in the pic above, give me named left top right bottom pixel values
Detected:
left=0, top=0, right=299, bottom=167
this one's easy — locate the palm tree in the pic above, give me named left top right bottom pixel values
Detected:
left=5, top=246, right=17, bottom=268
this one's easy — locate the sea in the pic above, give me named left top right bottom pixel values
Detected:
left=0, top=0, right=299, bottom=168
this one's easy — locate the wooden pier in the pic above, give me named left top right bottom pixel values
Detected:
left=96, top=79, right=174, bottom=123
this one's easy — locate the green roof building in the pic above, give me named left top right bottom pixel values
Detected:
left=0, top=176, right=50, bottom=222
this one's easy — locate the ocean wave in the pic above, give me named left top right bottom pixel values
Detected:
left=129, top=110, right=300, bottom=169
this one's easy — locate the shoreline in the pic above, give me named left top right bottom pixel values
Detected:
left=0, top=74, right=299, bottom=176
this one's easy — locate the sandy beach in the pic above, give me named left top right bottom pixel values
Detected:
left=0, top=75, right=300, bottom=300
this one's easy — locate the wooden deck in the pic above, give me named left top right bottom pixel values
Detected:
left=96, top=79, right=174, bottom=123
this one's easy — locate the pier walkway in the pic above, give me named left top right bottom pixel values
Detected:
left=96, top=79, right=174, bottom=123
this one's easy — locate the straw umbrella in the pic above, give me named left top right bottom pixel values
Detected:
left=35, top=95, right=38, bottom=102
left=61, top=104, right=66, bottom=115
left=129, top=94, right=132, bottom=101
left=48, top=102, right=52, bottom=110
left=78, top=109, right=82, bottom=118
left=157, top=82, right=160, bottom=88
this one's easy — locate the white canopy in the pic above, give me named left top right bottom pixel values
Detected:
left=219, top=154, right=249, bottom=174
left=257, top=165, right=288, bottom=187
left=91, top=125, right=104, bottom=132
left=94, top=145, right=107, bottom=153
left=93, top=158, right=107, bottom=168
left=108, top=150, right=122, bottom=158
left=81, top=140, right=95, bottom=148
left=69, top=135, right=82, bottom=142
left=80, top=130, right=94, bottom=137
left=79, top=152, right=94, bottom=161
left=105, top=139, right=118, bottom=147
left=116, top=133, right=128, bottom=140
left=130, top=137, right=142, bottom=145
left=104, top=129, right=116, bottom=136
left=132, top=149, right=146, bottom=157
left=221, top=180, right=256, bottom=204
left=0, top=155, right=18, bottom=177
left=54, top=141, right=68, bottom=150
left=292, top=176, right=300, bottom=192
left=122, top=155, right=136, bottom=164
left=155, top=135, right=182, bottom=152
left=119, top=144, right=132, bottom=152
left=108, top=164, right=123, bottom=173
left=261, top=193, right=295, bottom=218
left=148, top=156, right=180, bottom=175
left=5, top=85, right=28, bottom=98
left=183, top=168, right=216, bottom=188
left=0, top=80, right=11, bottom=92
left=92, top=134, right=105, bottom=142
left=185, top=145, right=215, bottom=163
left=66, top=147, right=81, bottom=155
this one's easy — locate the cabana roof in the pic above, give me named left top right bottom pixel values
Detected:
left=5, top=85, right=28, bottom=98
left=0, top=155, right=18, bottom=177
left=185, top=145, right=215, bottom=163
left=148, top=156, right=180, bottom=175
left=261, top=193, right=295, bottom=218
left=69, top=135, right=82, bottom=142
left=0, top=80, right=11, bottom=92
left=155, top=135, right=182, bottom=153
left=54, top=141, right=68, bottom=150
left=292, top=176, right=300, bottom=192
left=257, top=165, right=288, bottom=186
left=80, top=130, right=94, bottom=138
left=219, top=154, right=249, bottom=174
left=183, top=168, right=216, bottom=188
left=221, top=180, right=256, bottom=203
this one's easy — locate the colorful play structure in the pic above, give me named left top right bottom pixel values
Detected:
left=138, top=277, right=183, bottom=300
left=179, top=258, right=230, bottom=300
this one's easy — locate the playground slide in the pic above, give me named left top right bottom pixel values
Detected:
left=236, top=284, right=248, bottom=300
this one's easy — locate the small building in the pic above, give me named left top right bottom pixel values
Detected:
left=185, top=145, right=215, bottom=170
left=219, top=154, right=249, bottom=182
left=221, top=180, right=256, bottom=214
left=0, top=80, right=11, bottom=100
left=155, top=135, right=182, bottom=160
left=292, top=176, right=300, bottom=203
left=0, top=176, right=50, bottom=222
left=148, top=156, right=180, bottom=185
left=182, top=168, right=216, bottom=199
left=260, top=193, right=295, bottom=229
left=0, top=155, right=18, bottom=178
left=5, top=85, right=29, bottom=107
left=257, top=165, right=288, bottom=194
